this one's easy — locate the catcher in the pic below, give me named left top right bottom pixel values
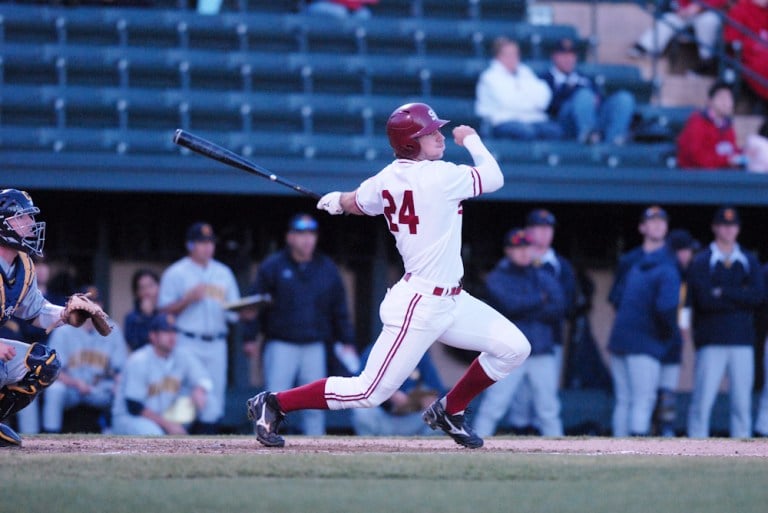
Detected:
left=0, top=189, right=113, bottom=447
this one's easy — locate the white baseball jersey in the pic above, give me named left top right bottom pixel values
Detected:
left=355, top=134, right=502, bottom=285
left=324, top=134, right=529, bottom=412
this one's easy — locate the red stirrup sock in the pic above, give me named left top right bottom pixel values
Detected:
left=444, top=358, right=495, bottom=415
left=275, top=378, right=329, bottom=412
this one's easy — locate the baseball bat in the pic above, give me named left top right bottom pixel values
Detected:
left=173, top=129, right=322, bottom=200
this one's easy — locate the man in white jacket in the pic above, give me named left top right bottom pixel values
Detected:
left=475, top=37, right=562, bottom=140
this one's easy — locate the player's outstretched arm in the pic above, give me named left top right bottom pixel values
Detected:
left=453, top=125, right=504, bottom=193
left=317, top=191, right=364, bottom=216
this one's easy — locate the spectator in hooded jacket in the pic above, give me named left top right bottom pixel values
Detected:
left=677, top=82, right=744, bottom=170
left=687, top=206, right=764, bottom=438
left=475, top=37, right=563, bottom=141
left=608, top=207, right=681, bottom=437
left=472, top=228, right=565, bottom=437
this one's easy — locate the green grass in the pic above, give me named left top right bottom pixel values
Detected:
left=1, top=451, right=767, bottom=513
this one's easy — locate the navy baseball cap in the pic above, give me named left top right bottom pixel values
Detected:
left=526, top=208, right=557, bottom=227
left=505, top=228, right=532, bottom=248
left=553, top=38, right=577, bottom=54
left=288, top=213, right=318, bottom=233
left=186, top=222, right=216, bottom=242
left=667, top=229, right=701, bottom=251
left=712, top=206, right=740, bottom=225
left=149, top=313, right=176, bottom=333
left=640, top=205, right=668, bottom=222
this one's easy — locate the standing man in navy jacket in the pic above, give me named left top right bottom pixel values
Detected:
left=507, top=208, right=580, bottom=433
left=245, top=213, right=354, bottom=436
left=473, top=228, right=565, bottom=437
left=608, top=206, right=680, bottom=437
left=687, top=207, right=764, bottom=438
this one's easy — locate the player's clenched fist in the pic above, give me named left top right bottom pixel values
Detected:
left=317, top=191, right=344, bottom=215
left=453, top=125, right=477, bottom=147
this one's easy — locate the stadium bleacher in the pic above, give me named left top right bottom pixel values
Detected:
left=0, top=1, right=723, bottom=205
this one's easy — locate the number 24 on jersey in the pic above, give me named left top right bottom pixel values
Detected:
left=382, top=190, right=420, bottom=234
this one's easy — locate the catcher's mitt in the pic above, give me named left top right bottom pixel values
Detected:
left=58, top=293, right=114, bottom=336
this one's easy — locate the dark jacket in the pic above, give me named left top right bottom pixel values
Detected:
left=662, top=259, right=689, bottom=364
left=542, top=68, right=602, bottom=118
left=608, top=247, right=681, bottom=359
left=538, top=252, right=579, bottom=345
left=485, top=258, right=565, bottom=355
left=608, top=246, right=644, bottom=308
left=247, top=249, right=354, bottom=345
left=687, top=245, right=764, bottom=347
left=124, top=305, right=156, bottom=351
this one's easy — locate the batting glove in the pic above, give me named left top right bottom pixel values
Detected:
left=317, top=191, right=344, bottom=215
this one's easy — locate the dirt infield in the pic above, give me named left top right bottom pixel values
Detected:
left=17, top=436, right=768, bottom=457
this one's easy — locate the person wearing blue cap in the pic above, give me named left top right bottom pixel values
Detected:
left=157, top=222, right=241, bottom=434
left=543, top=38, right=636, bottom=145
left=473, top=228, right=566, bottom=437
left=112, top=313, right=213, bottom=435
left=506, top=208, right=579, bottom=434
left=243, top=213, right=355, bottom=437
left=687, top=206, right=764, bottom=438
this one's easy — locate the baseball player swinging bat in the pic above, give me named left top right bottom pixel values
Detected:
left=172, top=129, right=321, bottom=200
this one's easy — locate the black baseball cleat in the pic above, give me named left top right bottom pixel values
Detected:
left=422, top=399, right=483, bottom=449
left=246, top=391, right=286, bottom=448
left=0, top=422, right=22, bottom=448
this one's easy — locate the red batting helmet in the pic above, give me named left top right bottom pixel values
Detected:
left=386, top=103, right=449, bottom=159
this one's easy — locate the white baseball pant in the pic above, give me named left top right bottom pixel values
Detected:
left=324, top=278, right=531, bottom=410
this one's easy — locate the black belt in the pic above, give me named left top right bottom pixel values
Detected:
left=178, top=330, right=227, bottom=342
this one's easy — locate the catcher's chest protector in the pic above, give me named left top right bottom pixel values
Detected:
left=0, top=253, right=35, bottom=325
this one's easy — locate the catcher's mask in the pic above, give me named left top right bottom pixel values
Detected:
left=0, top=189, right=46, bottom=257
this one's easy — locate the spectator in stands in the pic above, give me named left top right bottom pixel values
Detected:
left=304, top=0, right=378, bottom=19
left=124, top=269, right=160, bottom=352
left=42, top=286, right=128, bottom=433
left=543, top=38, right=636, bottom=145
left=724, top=0, right=768, bottom=102
left=112, top=313, right=212, bottom=436
left=653, top=228, right=700, bottom=437
left=628, top=0, right=726, bottom=75
left=243, top=214, right=355, bottom=436
left=475, top=37, right=563, bottom=140
left=352, top=346, right=446, bottom=436
left=473, top=228, right=565, bottom=438
left=607, top=206, right=680, bottom=437
left=676, top=81, right=744, bottom=169
left=506, top=209, right=580, bottom=434
left=687, top=207, right=764, bottom=438
left=745, top=118, right=768, bottom=172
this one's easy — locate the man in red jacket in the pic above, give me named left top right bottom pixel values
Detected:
left=724, top=0, right=768, bottom=101
left=677, top=82, right=744, bottom=169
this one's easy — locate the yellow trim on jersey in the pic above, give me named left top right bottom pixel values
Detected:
left=0, top=252, right=35, bottom=320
